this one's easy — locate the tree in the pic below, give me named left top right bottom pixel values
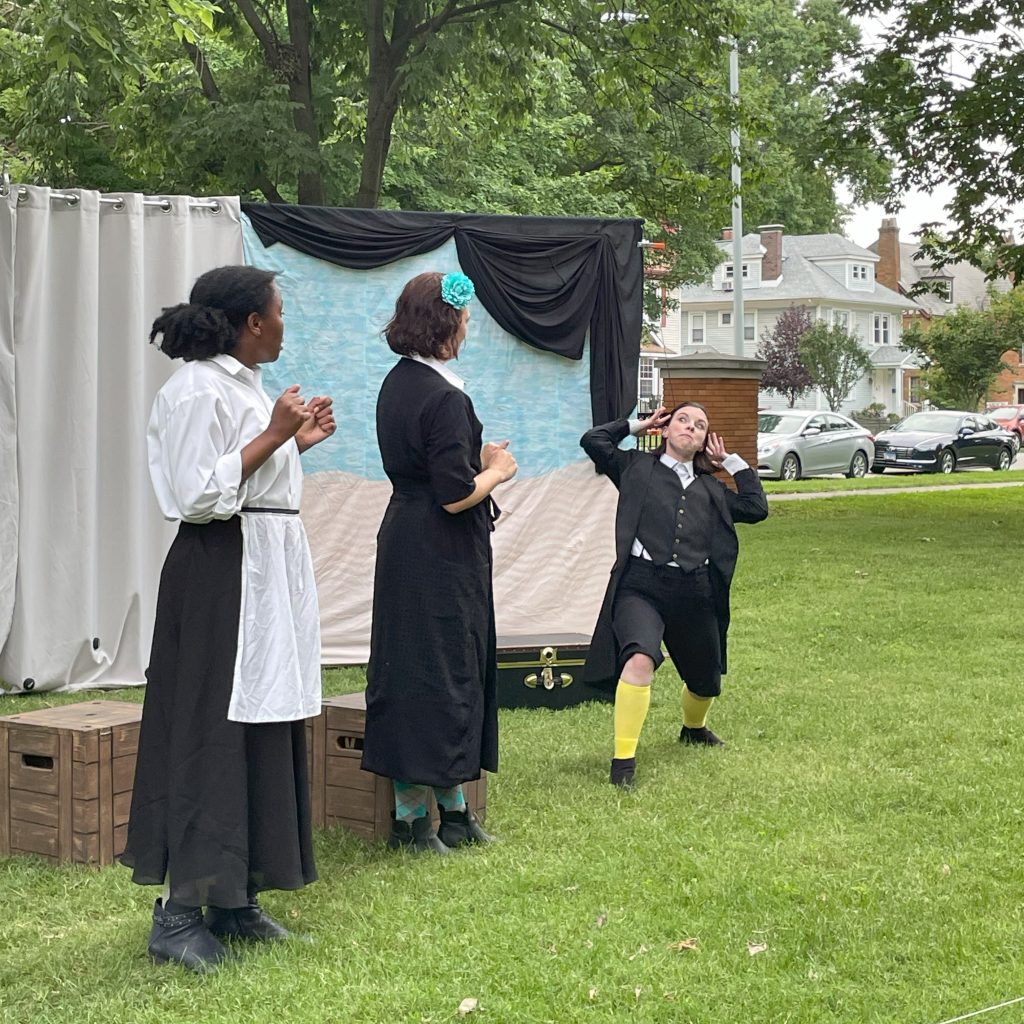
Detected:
left=835, top=1, right=1024, bottom=280
left=902, top=289, right=1024, bottom=411
left=757, top=305, right=814, bottom=406
left=797, top=321, right=871, bottom=411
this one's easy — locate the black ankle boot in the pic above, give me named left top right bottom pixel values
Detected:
left=204, top=898, right=292, bottom=942
left=148, top=899, right=228, bottom=973
left=388, top=814, right=450, bottom=855
left=610, top=756, right=637, bottom=789
left=437, top=806, right=496, bottom=848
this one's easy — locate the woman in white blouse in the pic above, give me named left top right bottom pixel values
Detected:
left=121, top=265, right=335, bottom=974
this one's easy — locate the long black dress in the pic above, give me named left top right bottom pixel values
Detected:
left=362, top=358, right=499, bottom=789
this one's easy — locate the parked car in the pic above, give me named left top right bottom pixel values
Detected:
left=757, top=410, right=875, bottom=481
left=989, top=405, right=1024, bottom=453
left=871, top=410, right=1016, bottom=474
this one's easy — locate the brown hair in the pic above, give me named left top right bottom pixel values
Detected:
left=656, top=401, right=717, bottom=474
left=384, top=272, right=464, bottom=359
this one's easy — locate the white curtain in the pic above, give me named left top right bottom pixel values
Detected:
left=0, top=187, right=244, bottom=692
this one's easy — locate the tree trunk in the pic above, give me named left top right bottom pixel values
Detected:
left=285, top=0, right=324, bottom=205
left=354, top=84, right=400, bottom=208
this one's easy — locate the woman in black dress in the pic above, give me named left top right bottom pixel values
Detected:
left=362, top=271, right=517, bottom=854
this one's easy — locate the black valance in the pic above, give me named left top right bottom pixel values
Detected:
left=241, top=204, right=643, bottom=424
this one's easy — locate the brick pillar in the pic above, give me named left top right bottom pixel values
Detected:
left=659, top=354, right=766, bottom=487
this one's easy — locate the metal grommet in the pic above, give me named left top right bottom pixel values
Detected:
left=160, top=198, right=171, bottom=213
left=111, top=197, right=125, bottom=212
left=64, top=193, right=80, bottom=208
left=22, top=678, right=35, bottom=691
left=17, top=186, right=28, bottom=204
left=209, top=200, right=221, bottom=214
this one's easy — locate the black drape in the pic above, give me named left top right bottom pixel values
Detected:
left=241, top=205, right=643, bottom=424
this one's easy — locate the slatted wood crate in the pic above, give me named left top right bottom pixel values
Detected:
left=307, top=692, right=486, bottom=841
left=0, top=700, right=142, bottom=865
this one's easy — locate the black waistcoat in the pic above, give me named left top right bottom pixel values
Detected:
left=635, top=464, right=713, bottom=571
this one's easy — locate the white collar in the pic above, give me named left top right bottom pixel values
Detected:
left=407, top=353, right=466, bottom=391
left=210, top=352, right=260, bottom=384
left=659, top=453, right=694, bottom=478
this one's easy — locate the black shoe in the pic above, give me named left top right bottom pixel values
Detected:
left=437, top=806, right=496, bottom=848
left=388, top=814, right=451, bottom=855
left=610, top=757, right=636, bottom=789
left=204, top=899, right=293, bottom=942
left=680, top=725, right=725, bottom=747
left=148, top=899, right=228, bottom=973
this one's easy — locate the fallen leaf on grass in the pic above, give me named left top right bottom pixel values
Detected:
left=635, top=986, right=643, bottom=1001
left=942, top=863, right=951, bottom=875
left=588, top=987, right=598, bottom=1001
left=628, top=944, right=649, bottom=961
left=918, top=537, right=934, bottom=543
left=457, top=997, right=479, bottom=1016
left=595, top=912, right=607, bottom=928
left=747, top=942, right=768, bottom=956
left=668, top=938, right=699, bottom=953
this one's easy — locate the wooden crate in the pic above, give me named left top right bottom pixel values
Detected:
left=308, top=692, right=486, bottom=842
left=0, top=700, right=142, bottom=865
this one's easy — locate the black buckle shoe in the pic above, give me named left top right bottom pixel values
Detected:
left=680, top=725, right=724, bottom=747
left=437, top=806, right=496, bottom=848
left=204, top=899, right=293, bottom=942
left=388, top=814, right=451, bottom=855
left=610, top=757, right=637, bottom=789
left=148, top=899, right=227, bottom=973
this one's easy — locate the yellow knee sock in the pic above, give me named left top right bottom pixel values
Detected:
left=682, top=686, right=714, bottom=729
left=613, top=680, right=652, bottom=759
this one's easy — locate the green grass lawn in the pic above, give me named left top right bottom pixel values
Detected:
left=762, top=467, right=1024, bottom=494
left=2, top=490, right=1022, bottom=1023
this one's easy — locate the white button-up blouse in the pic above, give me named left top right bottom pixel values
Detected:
left=147, top=354, right=321, bottom=723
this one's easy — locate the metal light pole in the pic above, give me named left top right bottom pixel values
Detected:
left=729, top=39, right=744, bottom=357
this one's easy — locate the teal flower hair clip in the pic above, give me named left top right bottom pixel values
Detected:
left=440, top=271, right=475, bottom=309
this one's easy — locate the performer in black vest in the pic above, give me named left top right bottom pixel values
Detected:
left=581, top=401, right=768, bottom=788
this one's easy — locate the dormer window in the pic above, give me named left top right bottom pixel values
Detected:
left=724, top=264, right=749, bottom=279
left=852, top=264, right=869, bottom=281
left=924, top=277, right=953, bottom=303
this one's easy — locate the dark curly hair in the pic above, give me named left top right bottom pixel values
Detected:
left=384, top=271, right=464, bottom=359
left=656, top=400, right=717, bottom=474
left=150, top=265, right=278, bottom=361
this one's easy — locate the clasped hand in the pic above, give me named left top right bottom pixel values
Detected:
left=270, top=385, right=337, bottom=452
left=482, top=439, right=518, bottom=482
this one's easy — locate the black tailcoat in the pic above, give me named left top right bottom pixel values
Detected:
left=581, top=419, right=768, bottom=690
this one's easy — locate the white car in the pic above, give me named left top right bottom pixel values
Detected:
left=757, top=411, right=875, bottom=481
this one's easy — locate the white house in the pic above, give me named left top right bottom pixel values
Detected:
left=660, top=225, right=921, bottom=416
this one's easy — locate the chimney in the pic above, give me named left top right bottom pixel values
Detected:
left=759, top=224, right=784, bottom=282
left=876, top=217, right=901, bottom=292
left=721, top=227, right=732, bottom=241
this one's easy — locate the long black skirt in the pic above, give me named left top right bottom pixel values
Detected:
left=120, top=517, right=317, bottom=909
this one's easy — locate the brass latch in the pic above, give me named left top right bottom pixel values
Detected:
left=524, top=647, right=573, bottom=690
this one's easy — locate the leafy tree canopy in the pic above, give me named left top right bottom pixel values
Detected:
left=798, top=320, right=871, bottom=411
left=757, top=304, right=814, bottom=407
left=902, top=287, right=1024, bottom=411
left=1, top=0, right=885, bottom=289
left=836, top=0, right=1024, bottom=279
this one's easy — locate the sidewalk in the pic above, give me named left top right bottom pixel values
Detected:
left=769, top=479, right=1024, bottom=501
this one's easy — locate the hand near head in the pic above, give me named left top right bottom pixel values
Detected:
left=296, top=395, right=337, bottom=453
left=483, top=440, right=517, bottom=482
left=639, top=406, right=671, bottom=432
left=706, top=432, right=728, bottom=466
left=270, top=385, right=312, bottom=442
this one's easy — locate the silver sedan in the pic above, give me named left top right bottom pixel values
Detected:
left=757, top=410, right=875, bottom=481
